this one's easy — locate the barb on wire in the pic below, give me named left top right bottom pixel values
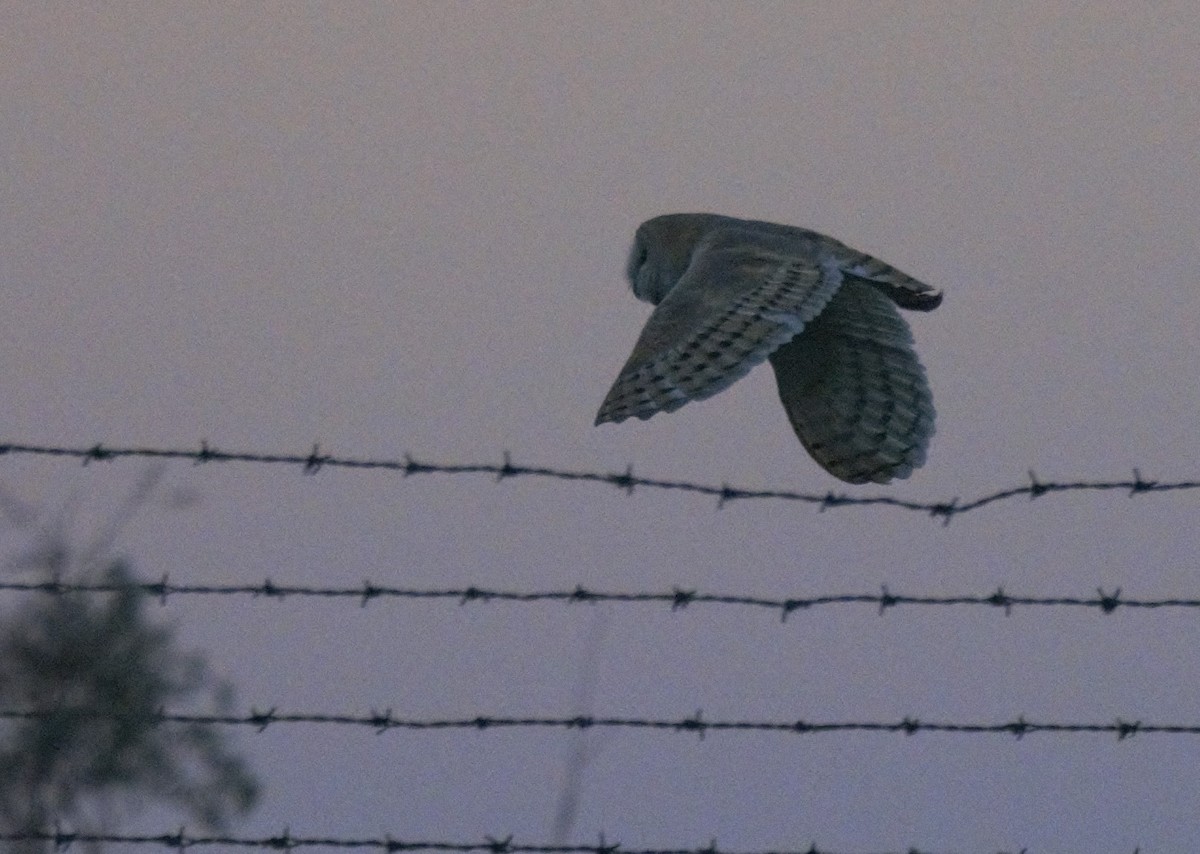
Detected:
left=0, top=830, right=1042, bottom=854
left=0, top=707, right=1181, bottom=740
left=0, top=579, right=1195, bottom=620
left=1, top=441, right=1194, bottom=522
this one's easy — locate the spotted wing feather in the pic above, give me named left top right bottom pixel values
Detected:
left=595, top=228, right=844, bottom=425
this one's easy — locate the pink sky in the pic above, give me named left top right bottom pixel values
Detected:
left=4, top=3, right=1200, bottom=851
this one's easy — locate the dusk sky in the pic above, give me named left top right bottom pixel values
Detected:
left=3, top=3, right=1200, bottom=851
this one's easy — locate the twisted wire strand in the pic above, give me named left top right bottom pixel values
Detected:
left=0, top=578, right=1185, bottom=619
left=2, top=441, right=1191, bottom=522
left=0, top=708, right=1174, bottom=740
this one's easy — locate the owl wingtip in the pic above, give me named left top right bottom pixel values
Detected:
left=594, top=406, right=623, bottom=426
left=905, top=288, right=943, bottom=312
left=596, top=400, right=659, bottom=426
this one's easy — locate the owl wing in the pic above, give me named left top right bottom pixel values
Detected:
left=595, top=227, right=845, bottom=425
left=768, top=277, right=935, bottom=484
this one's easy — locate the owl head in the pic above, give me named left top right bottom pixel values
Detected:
left=626, top=213, right=734, bottom=305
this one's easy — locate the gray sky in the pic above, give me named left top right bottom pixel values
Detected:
left=3, top=2, right=1200, bottom=851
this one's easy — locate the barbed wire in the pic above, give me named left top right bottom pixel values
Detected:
left=0, top=707, right=1183, bottom=740
left=0, top=578, right=1190, bottom=619
left=0, top=829, right=1048, bottom=854
left=1, top=441, right=1193, bottom=522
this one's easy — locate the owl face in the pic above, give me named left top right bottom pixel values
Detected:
left=627, top=213, right=729, bottom=306
left=626, top=224, right=681, bottom=306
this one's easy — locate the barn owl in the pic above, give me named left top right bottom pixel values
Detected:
left=595, top=213, right=941, bottom=484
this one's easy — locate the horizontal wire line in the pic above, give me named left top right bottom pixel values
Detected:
left=1, top=441, right=1192, bottom=521
left=0, top=579, right=1189, bottom=617
left=0, top=831, right=1030, bottom=854
left=0, top=708, right=1175, bottom=739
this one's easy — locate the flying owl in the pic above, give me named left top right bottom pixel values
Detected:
left=595, top=213, right=942, bottom=484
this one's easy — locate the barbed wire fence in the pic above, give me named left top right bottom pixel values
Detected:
left=0, top=829, right=1050, bottom=854
left=2, top=441, right=1195, bottom=522
left=0, top=439, right=1183, bottom=853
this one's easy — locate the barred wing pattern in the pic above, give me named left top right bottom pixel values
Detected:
left=768, top=278, right=935, bottom=484
left=595, top=214, right=941, bottom=484
left=594, top=237, right=843, bottom=424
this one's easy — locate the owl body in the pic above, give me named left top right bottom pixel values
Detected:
left=596, top=213, right=941, bottom=484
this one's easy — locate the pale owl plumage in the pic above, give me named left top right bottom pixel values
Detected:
left=595, top=213, right=942, bottom=484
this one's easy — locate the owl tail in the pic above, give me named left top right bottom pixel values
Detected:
left=768, top=279, right=935, bottom=484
